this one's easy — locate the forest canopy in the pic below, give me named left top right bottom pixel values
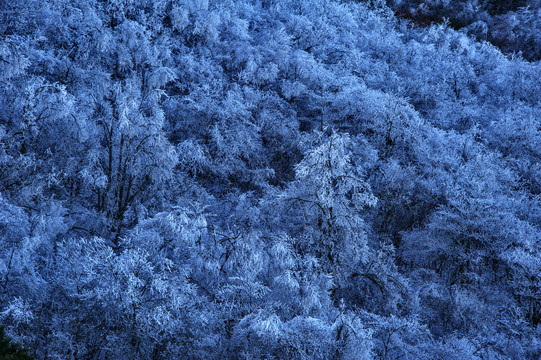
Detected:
left=0, top=0, right=540, bottom=359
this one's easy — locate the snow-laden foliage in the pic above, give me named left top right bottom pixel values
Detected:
left=1, top=0, right=540, bottom=358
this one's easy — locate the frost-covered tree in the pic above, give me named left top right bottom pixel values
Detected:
left=280, top=131, right=377, bottom=278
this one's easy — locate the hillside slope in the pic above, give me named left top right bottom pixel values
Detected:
left=0, top=0, right=540, bottom=358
